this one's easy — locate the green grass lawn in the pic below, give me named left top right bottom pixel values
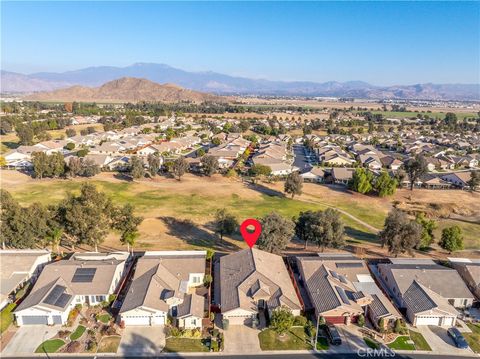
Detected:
left=163, top=338, right=209, bottom=352
left=70, top=325, right=86, bottom=340
left=408, top=330, right=431, bottom=351
left=435, top=219, right=480, bottom=250
left=259, top=327, right=313, bottom=351
left=0, top=303, right=17, bottom=334
left=97, top=313, right=112, bottom=324
left=387, top=336, right=415, bottom=350
left=35, top=339, right=65, bottom=353
left=364, top=337, right=381, bottom=349
left=97, top=335, right=121, bottom=353
left=464, top=323, right=480, bottom=353
left=316, top=336, right=329, bottom=350
left=8, top=180, right=379, bottom=245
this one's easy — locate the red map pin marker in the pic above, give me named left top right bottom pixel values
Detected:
left=240, top=218, right=262, bottom=248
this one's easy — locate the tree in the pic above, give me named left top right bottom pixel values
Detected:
left=295, top=211, right=316, bottom=249
left=129, top=156, right=145, bottom=179
left=196, top=148, right=206, bottom=157
left=0, top=190, right=52, bottom=249
left=415, top=213, right=437, bottom=249
left=374, top=171, right=398, bottom=197
left=439, top=226, right=464, bottom=253
left=112, top=203, right=143, bottom=252
left=214, top=209, right=238, bottom=240
left=80, top=159, right=100, bottom=177
left=66, top=128, right=76, bottom=137
left=0, top=156, right=6, bottom=167
left=349, top=168, right=373, bottom=194
left=65, top=142, right=75, bottom=151
left=249, top=164, right=272, bottom=183
left=172, top=156, right=188, bottom=180
left=45, top=227, right=63, bottom=254
left=379, top=209, right=422, bottom=256
left=201, top=155, right=218, bottom=176
left=357, top=314, right=365, bottom=327
left=57, top=183, right=114, bottom=251
left=257, top=212, right=295, bottom=254
left=147, top=154, right=161, bottom=176
left=467, top=171, right=480, bottom=192
left=315, top=209, right=345, bottom=250
left=31, top=152, right=49, bottom=179
left=403, top=155, right=427, bottom=191
left=211, top=137, right=221, bottom=146
left=284, top=172, right=303, bottom=198
left=269, top=306, right=294, bottom=335
left=16, top=124, right=34, bottom=145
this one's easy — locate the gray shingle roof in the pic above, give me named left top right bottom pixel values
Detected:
left=403, top=281, right=436, bottom=314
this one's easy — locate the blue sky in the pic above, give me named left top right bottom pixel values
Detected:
left=2, top=1, right=479, bottom=85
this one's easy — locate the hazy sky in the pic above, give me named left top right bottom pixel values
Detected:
left=2, top=1, right=479, bottom=85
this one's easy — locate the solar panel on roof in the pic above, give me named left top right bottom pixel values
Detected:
left=55, top=293, right=72, bottom=308
left=336, top=286, right=350, bottom=305
left=330, top=271, right=339, bottom=279
left=339, top=275, right=348, bottom=284
left=336, top=262, right=364, bottom=268
left=43, top=285, right=66, bottom=305
left=72, top=268, right=97, bottom=282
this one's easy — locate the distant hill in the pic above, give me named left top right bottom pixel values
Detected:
left=24, top=77, right=227, bottom=103
left=3, top=63, right=479, bottom=100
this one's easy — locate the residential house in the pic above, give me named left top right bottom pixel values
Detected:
left=215, top=248, right=302, bottom=326
left=120, top=251, right=206, bottom=328
left=448, top=258, right=480, bottom=300
left=297, top=254, right=400, bottom=330
left=441, top=171, right=474, bottom=189
left=0, top=250, right=51, bottom=310
left=377, top=258, right=474, bottom=326
left=330, top=167, right=355, bottom=185
left=300, top=167, right=326, bottom=183
left=14, top=252, right=128, bottom=325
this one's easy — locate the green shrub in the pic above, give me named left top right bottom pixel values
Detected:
left=293, top=315, right=308, bottom=326
left=357, top=314, right=365, bottom=327
left=222, top=319, right=229, bottom=330
left=203, top=274, right=213, bottom=287
left=168, top=326, right=181, bottom=337
left=212, top=328, right=219, bottom=337
left=210, top=339, right=219, bottom=352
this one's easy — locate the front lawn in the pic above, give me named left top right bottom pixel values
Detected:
left=35, top=339, right=65, bottom=353
left=464, top=323, right=480, bottom=353
left=69, top=325, right=86, bottom=340
left=259, top=327, right=312, bottom=351
left=0, top=303, right=16, bottom=334
left=97, top=313, right=112, bottom=324
left=163, top=338, right=209, bottom=353
left=364, top=337, right=381, bottom=349
left=409, top=330, right=431, bottom=351
left=387, top=336, right=415, bottom=350
left=97, top=335, right=121, bottom=353
left=316, top=336, right=329, bottom=350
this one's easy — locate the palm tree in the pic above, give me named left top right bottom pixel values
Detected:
left=121, top=230, right=139, bottom=253
left=45, top=227, right=63, bottom=254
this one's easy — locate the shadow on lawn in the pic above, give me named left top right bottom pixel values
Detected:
left=245, top=182, right=285, bottom=198
left=345, top=226, right=378, bottom=243
left=160, top=216, right=241, bottom=252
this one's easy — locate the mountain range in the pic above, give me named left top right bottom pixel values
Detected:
left=24, top=77, right=225, bottom=103
left=2, top=63, right=479, bottom=100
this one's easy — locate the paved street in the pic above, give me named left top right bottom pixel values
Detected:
left=293, top=144, right=313, bottom=173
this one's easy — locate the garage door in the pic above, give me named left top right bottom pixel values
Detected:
left=151, top=315, right=165, bottom=325
left=52, top=315, right=63, bottom=325
left=324, top=316, right=346, bottom=324
left=123, top=315, right=151, bottom=326
left=226, top=316, right=252, bottom=325
left=416, top=316, right=441, bottom=326
left=21, top=315, right=48, bottom=325
left=442, top=317, right=454, bottom=326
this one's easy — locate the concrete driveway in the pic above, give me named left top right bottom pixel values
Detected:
left=2, top=325, right=62, bottom=355
left=415, top=325, right=474, bottom=355
left=223, top=325, right=261, bottom=354
left=325, top=325, right=370, bottom=353
left=118, top=326, right=166, bottom=356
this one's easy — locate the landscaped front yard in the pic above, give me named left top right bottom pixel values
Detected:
left=0, top=303, right=16, bottom=334
left=464, top=323, right=480, bottom=353
left=70, top=325, right=86, bottom=341
left=97, top=335, right=121, bottom=353
left=35, top=339, right=65, bottom=353
left=387, top=330, right=431, bottom=351
left=259, top=327, right=313, bottom=351
left=163, top=338, right=209, bottom=353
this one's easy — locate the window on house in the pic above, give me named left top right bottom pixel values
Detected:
left=192, top=276, right=200, bottom=284
left=192, top=319, right=196, bottom=326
